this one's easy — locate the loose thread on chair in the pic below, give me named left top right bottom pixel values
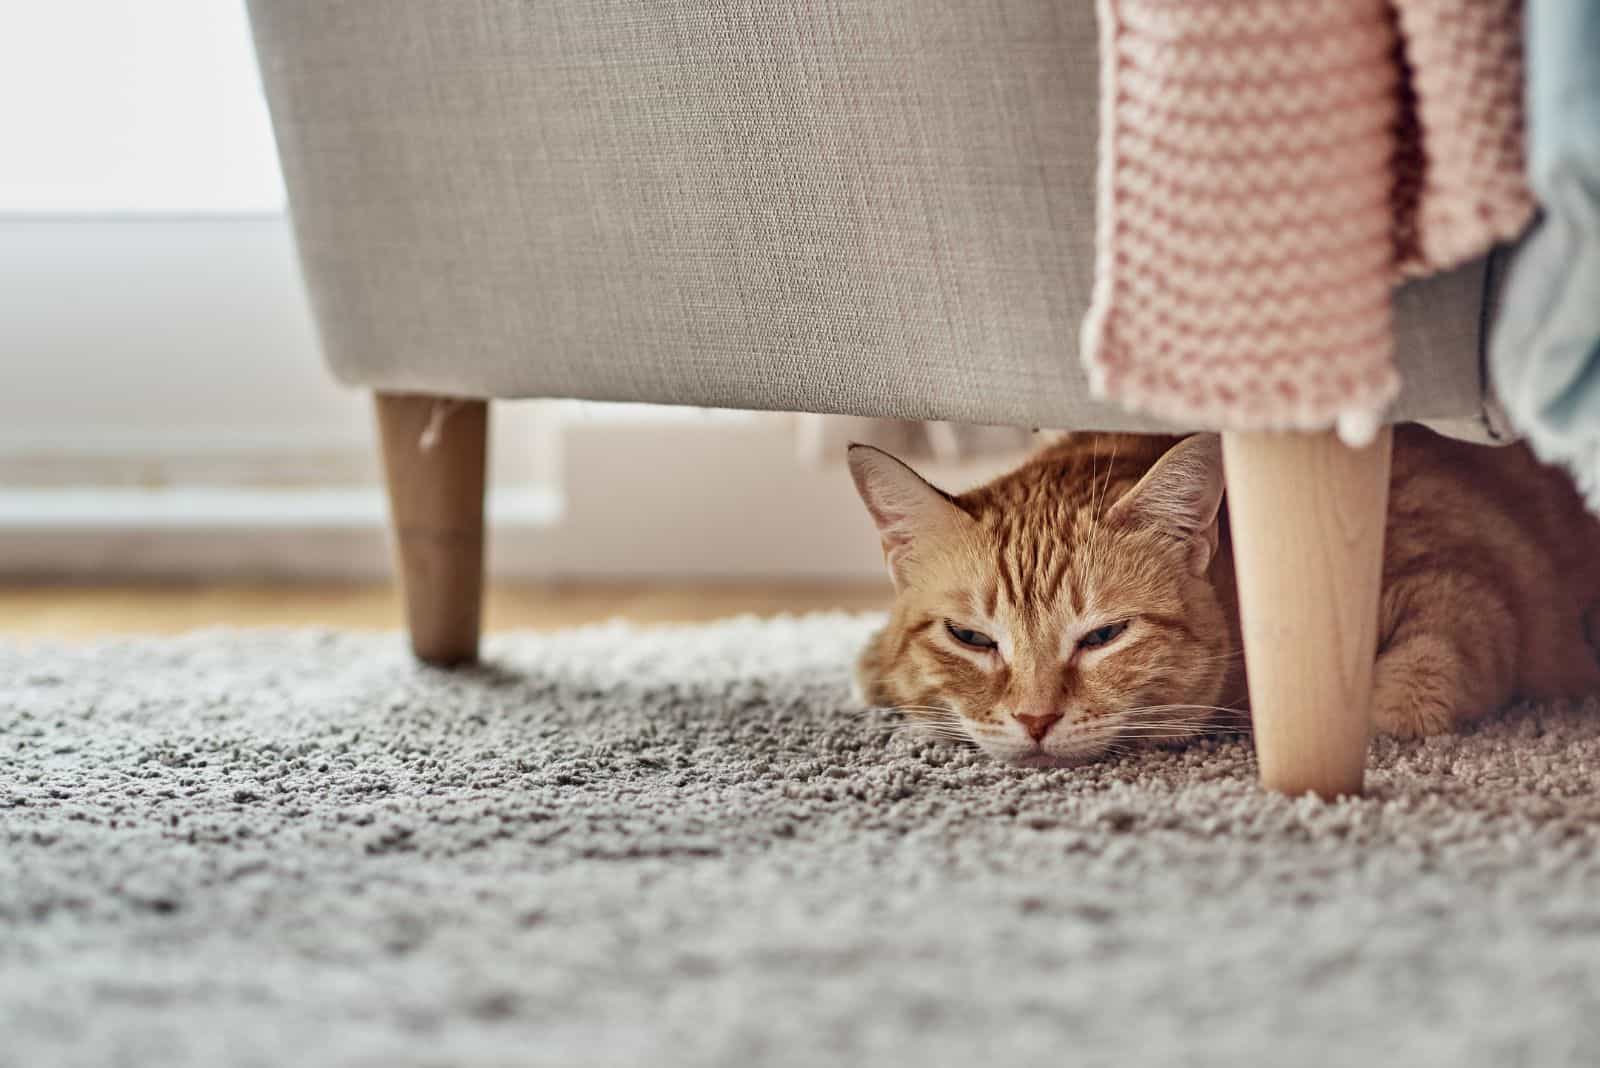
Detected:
left=418, top=399, right=465, bottom=452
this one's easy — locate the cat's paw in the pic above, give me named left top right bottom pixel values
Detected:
left=1370, top=637, right=1466, bottom=739
left=1371, top=692, right=1454, bottom=740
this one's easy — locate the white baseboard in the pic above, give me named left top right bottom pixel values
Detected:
left=2, top=421, right=1025, bottom=582
left=0, top=486, right=561, bottom=529
left=0, top=487, right=559, bottom=581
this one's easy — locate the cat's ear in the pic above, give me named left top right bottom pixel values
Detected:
left=848, top=444, right=970, bottom=588
left=1106, top=434, right=1224, bottom=575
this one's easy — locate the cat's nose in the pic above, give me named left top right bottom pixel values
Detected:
left=1013, top=711, right=1063, bottom=742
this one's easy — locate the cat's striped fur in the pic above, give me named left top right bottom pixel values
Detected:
left=850, top=426, right=1600, bottom=766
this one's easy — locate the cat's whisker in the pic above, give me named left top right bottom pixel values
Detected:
left=1094, top=438, right=1120, bottom=572
left=894, top=734, right=972, bottom=747
left=1129, top=723, right=1241, bottom=734
left=1117, top=725, right=1237, bottom=738
left=1112, top=715, right=1224, bottom=725
left=888, top=723, right=976, bottom=748
left=1116, top=719, right=1232, bottom=732
left=1183, top=650, right=1247, bottom=665
left=1119, top=712, right=1205, bottom=722
left=902, top=722, right=972, bottom=738
left=886, top=714, right=971, bottom=735
left=888, top=724, right=969, bottom=739
left=888, top=718, right=967, bottom=733
left=1124, top=703, right=1247, bottom=717
left=880, top=704, right=962, bottom=720
left=1103, top=703, right=1248, bottom=738
left=893, top=713, right=960, bottom=724
left=1106, top=727, right=1214, bottom=737
left=1084, top=437, right=1122, bottom=573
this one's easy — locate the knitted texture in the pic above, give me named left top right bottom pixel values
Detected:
left=1083, top=0, right=1531, bottom=431
left=1393, top=0, right=1534, bottom=275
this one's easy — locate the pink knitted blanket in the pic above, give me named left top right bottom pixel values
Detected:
left=1081, top=0, right=1532, bottom=433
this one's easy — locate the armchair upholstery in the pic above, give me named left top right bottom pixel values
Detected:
left=247, top=0, right=1491, bottom=432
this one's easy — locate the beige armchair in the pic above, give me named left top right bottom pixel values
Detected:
left=247, top=1, right=1501, bottom=796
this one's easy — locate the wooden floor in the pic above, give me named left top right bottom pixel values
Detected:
left=0, top=582, right=892, bottom=639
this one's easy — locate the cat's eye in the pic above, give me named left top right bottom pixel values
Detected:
left=1078, top=621, right=1129, bottom=650
left=945, top=621, right=997, bottom=651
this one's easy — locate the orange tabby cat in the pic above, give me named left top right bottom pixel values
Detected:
left=850, top=425, right=1600, bottom=766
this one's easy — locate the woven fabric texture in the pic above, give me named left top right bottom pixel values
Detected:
left=1083, top=0, right=1529, bottom=431
left=249, top=0, right=1489, bottom=431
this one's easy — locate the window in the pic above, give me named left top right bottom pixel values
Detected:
left=0, top=0, right=283, bottom=215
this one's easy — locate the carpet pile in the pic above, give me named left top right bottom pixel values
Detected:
left=5, top=616, right=1600, bottom=1066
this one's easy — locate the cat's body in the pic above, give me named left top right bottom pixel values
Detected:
left=850, top=425, right=1600, bottom=766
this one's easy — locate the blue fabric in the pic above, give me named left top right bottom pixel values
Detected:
left=1490, top=1, right=1600, bottom=507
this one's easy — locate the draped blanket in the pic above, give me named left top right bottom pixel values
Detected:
left=1489, top=1, right=1600, bottom=512
left=1082, top=0, right=1532, bottom=437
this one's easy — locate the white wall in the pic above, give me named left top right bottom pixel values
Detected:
left=0, top=1, right=283, bottom=214
left=0, top=216, right=544, bottom=490
left=0, top=216, right=1027, bottom=582
left=0, top=217, right=357, bottom=479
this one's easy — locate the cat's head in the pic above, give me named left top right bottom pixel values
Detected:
left=849, top=434, right=1239, bottom=766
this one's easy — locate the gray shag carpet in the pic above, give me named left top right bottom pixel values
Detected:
left=6, top=616, right=1600, bottom=1068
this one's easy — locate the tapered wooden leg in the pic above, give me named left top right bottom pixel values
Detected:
left=374, top=393, right=488, bottom=667
left=1222, top=427, right=1392, bottom=798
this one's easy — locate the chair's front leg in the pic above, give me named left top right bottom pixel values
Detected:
left=1222, top=427, right=1392, bottom=798
left=374, top=392, right=489, bottom=667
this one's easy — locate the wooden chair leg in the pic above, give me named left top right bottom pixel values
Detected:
left=374, top=392, right=488, bottom=667
left=1221, top=427, right=1392, bottom=798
